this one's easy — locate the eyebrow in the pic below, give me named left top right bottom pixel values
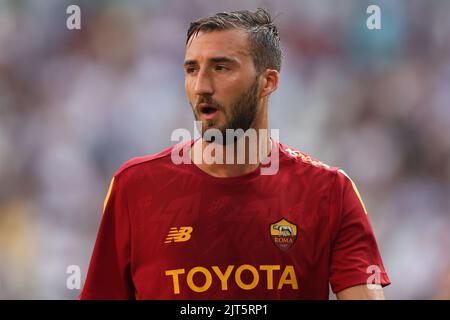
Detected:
left=183, top=56, right=238, bottom=67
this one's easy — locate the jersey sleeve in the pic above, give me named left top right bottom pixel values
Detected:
left=329, top=169, right=391, bottom=294
left=80, top=175, right=135, bottom=299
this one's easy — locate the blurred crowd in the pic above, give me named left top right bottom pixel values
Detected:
left=0, top=0, right=449, bottom=299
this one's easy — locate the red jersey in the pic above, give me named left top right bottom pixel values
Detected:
left=80, top=140, right=390, bottom=299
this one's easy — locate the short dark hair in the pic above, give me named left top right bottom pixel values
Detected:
left=186, top=8, right=282, bottom=73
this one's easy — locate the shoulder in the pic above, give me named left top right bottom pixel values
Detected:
left=277, top=141, right=355, bottom=186
left=113, top=141, right=192, bottom=180
left=277, top=143, right=366, bottom=214
left=278, top=142, right=336, bottom=173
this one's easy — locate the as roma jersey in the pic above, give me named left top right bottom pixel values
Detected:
left=80, top=140, right=390, bottom=299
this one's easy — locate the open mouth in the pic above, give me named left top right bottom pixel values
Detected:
left=199, top=104, right=217, bottom=114
left=198, top=104, right=218, bottom=117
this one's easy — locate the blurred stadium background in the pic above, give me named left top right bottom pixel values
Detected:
left=0, top=0, right=449, bottom=299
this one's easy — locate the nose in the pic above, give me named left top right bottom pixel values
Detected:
left=193, top=69, right=214, bottom=96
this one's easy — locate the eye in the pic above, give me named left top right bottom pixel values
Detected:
left=215, top=65, right=229, bottom=72
left=185, top=67, right=197, bottom=75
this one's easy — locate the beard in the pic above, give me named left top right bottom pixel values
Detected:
left=191, top=78, right=260, bottom=145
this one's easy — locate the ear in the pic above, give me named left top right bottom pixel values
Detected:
left=259, top=69, right=279, bottom=99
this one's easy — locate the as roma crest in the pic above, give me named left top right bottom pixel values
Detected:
left=270, top=218, right=298, bottom=251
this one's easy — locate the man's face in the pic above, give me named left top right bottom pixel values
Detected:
left=184, top=29, right=261, bottom=142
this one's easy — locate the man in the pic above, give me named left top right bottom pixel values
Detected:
left=80, top=8, right=390, bottom=300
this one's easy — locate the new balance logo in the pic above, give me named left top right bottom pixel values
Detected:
left=164, top=227, right=193, bottom=243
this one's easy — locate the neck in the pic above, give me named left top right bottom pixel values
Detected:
left=190, top=107, right=271, bottom=178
